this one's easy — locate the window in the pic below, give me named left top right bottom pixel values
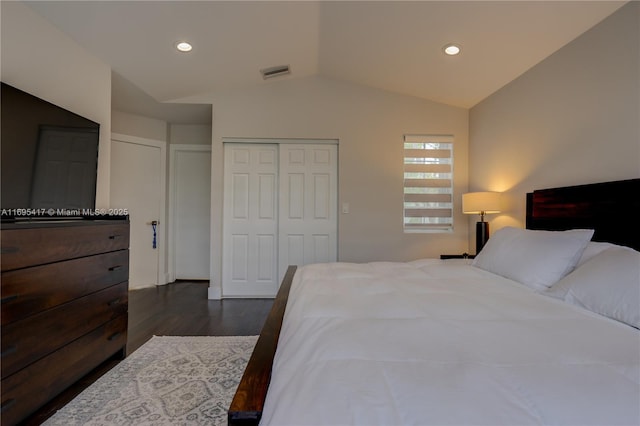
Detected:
left=403, top=134, right=454, bottom=232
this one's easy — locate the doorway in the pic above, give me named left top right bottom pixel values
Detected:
left=169, top=145, right=211, bottom=281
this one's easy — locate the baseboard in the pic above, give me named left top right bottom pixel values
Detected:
left=208, top=285, right=222, bottom=300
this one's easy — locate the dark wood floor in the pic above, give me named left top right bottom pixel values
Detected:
left=21, top=281, right=273, bottom=425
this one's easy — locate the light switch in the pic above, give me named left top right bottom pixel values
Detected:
left=342, top=203, right=349, bottom=214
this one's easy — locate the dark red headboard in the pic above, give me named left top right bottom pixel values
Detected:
left=526, top=179, right=640, bottom=251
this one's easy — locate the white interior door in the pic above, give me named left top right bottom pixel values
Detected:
left=170, top=145, right=211, bottom=280
left=110, top=134, right=165, bottom=289
left=222, top=144, right=278, bottom=297
left=278, top=144, right=338, bottom=281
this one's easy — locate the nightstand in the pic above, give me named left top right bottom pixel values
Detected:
left=440, top=253, right=475, bottom=260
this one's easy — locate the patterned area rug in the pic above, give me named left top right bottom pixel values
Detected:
left=44, top=335, right=258, bottom=426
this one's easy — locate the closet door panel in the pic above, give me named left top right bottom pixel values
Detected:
left=223, top=144, right=278, bottom=297
left=279, top=144, right=338, bottom=283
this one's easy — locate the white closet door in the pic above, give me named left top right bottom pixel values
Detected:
left=222, top=144, right=279, bottom=297
left=278, top=144, right=338, bottom=281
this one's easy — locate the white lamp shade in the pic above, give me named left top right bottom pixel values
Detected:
left=462, top=192, right=502, bottom=214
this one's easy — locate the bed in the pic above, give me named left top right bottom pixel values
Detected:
left=229, top=178, right=640, bottom=425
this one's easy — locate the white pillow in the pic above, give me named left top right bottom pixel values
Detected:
left=552, top=246, right=640, bottom=328
left=472, top=227, right=594, bottom=291
left=546, top=242, right=628, bottom=300
left=576, top=241, right=616, bottom=266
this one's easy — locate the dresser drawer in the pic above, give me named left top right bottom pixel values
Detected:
left=1, top=282, right=127, bottom=379
left=0, top=315, right=127, bottom=426
left=1, top=222, right=129, bottom=271
left=1, top=250, right=129, bottom=325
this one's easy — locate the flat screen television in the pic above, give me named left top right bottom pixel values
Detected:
left=1, top=82, right=100, bottom=220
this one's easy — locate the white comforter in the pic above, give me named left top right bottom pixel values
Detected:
left=261, top=260, right=640, bottom=426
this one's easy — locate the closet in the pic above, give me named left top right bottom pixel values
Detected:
left=222, top=142, right=337, bottom=297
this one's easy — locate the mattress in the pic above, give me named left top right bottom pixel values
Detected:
left=260, top=259, right=640, bottom=425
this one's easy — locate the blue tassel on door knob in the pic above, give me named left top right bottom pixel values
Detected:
left=150, top=220, right=158, bottom=249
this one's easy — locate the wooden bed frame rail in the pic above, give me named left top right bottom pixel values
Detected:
left=228, top=265, right=297, bottom=426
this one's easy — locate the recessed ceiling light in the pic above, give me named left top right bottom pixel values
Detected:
left=443, top=43, right=461, bottom=56
left=176, top=41, right=193, bottom=52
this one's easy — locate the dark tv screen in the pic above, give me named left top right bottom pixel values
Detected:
left=1, top=82, right=100, bottom=217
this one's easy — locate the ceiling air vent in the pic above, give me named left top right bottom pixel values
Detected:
left=260, top=65, right=291, bottom=79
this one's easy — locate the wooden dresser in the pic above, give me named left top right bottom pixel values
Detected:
left=0, top=219, right=129, bottom=425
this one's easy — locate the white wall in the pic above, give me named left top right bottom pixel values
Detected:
left=469, top=2, right=639, bottom=246
left=111, top=114, right=212, bottom=146
left=207, top=76, right=469, bottom=297
left=111, top=110, right=168, bottom=142
left=1, top=1, right=112, bottom=208
left=169, top=124, right=212, bottom=145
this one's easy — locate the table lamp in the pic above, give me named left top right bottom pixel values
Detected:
left=463, top=191, right=502, bottom=254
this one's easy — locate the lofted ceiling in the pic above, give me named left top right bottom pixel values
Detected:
left=26, top=1, right=626, bottom=124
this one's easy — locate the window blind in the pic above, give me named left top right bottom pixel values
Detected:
left=403, top=134, right=454, bottom=232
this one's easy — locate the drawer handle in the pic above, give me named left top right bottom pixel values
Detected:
left=107, top=298, right=122, bottom=307
left=1, top=345, right=17, bottom=357
left=108, top=265, right=123, bottom=272
left=0, top=247, right=18, bottom=255
left=1, top=294, right=18, bottom=304
left=1, top=398, right=16, bottom=413
left=108, top=332, right=122, bottom=341
left=108, top=234, right=124, bottom=240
